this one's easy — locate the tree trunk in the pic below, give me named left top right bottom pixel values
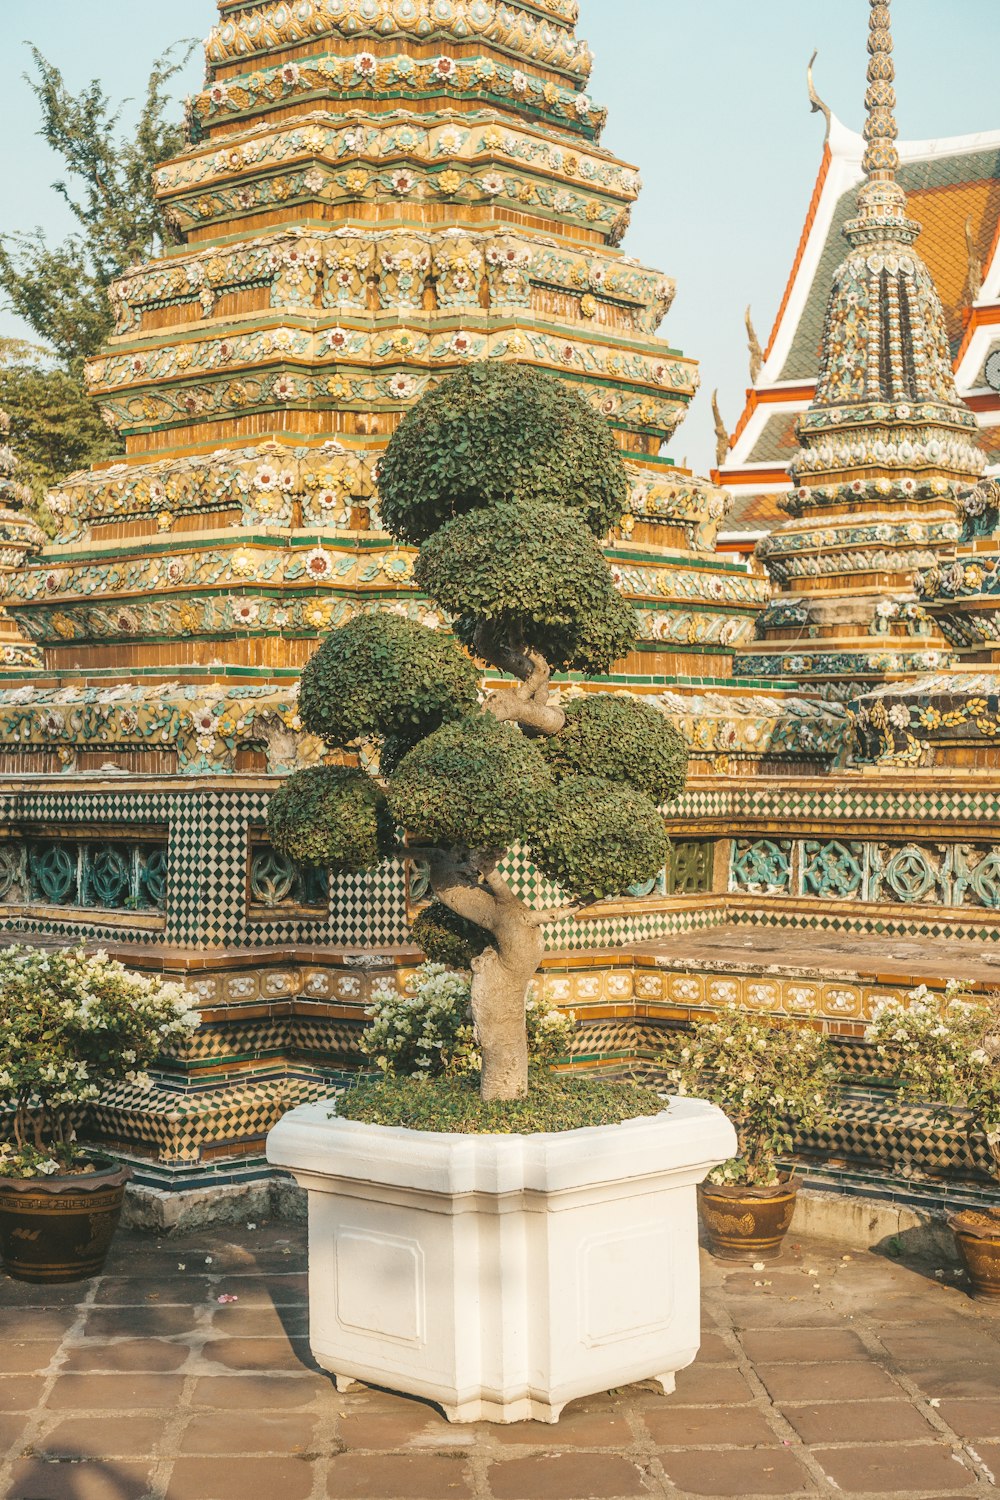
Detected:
left=470, top=915, right=545, bottom=1102
left=426, top=852, right=546, bottom=1102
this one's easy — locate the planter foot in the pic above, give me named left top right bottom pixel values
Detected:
left=334, top=1374, right=362, bottom=1394
left=652, top=1373, right=676, bottom=1396
left=441, top=1397, right=566, bottom=1425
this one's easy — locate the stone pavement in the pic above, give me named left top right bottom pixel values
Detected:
left=0, top=1222, right=997, bottom=1500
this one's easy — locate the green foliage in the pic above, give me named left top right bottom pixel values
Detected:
left=866, top=983, right=1000, bottom=1175
left=0, top=45, right=191, bottom=365
left=362, top=963, right=479, bottom=1079
left=663, top=1006, right=840, bottom=1188
left=378, top=361, right=629, bottom=546
left=335, top=1071, right=665, bottom=1135
left=299, top=613, right=480, bottom=750
left=267, top=765, right=395, bottom=874
left=0, top=946, right=200, bottom=1176
left=530, top=777, right=668, bottom=901
left=416, top=498, right=636, bottom=675
left=542, top=694, right=688, bottom=805
left=360, top=962, right=575, bottom=1079
left=411, top=902, right=491, bottom=969
left=388, top=715, right=553, bottom=849
left=0, top=340, right=116, bottom=511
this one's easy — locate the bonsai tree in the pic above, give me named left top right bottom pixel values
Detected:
left=269, top=362, right=688, bottom=1101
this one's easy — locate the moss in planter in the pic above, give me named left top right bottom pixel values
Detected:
left=333, top=1072, right=665, bottom=1135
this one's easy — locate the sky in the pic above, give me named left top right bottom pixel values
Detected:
left=0, top=0, right=997, bottom=473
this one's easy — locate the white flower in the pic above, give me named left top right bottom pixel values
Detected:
left=480, top=172, right=505, bottom=197
left=574, top=94, right=592, bottom=117
left=303, top=547, right=333, bottom=580
left=355, top=52, right=377, bottom=78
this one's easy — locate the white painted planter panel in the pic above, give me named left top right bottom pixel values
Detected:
left=267, top=1099, right=735, bottom=1423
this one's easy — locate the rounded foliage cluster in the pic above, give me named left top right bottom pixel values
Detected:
left=530, top=777, right=668, bottom=902
left=298, top=613, right=480, bottom=750
left=388, top=715, right=552, bottom=849
left=416, top=499, right=636, bottom=675
left=377, top=362, right=629, bottom=546
left=411, top=902, right=491, bottom=969
left=267, top=765, right=394, bottom=873
left=542, top=694, right=688, bottom=805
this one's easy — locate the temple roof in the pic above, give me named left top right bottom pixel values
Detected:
left=719, top=115, right=1000, bottom=540
left=777, top=134, right=1000, bottom=384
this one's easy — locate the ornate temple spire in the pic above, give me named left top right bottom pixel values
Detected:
left=861, top=0, right=899, bottom=183
left=735, top=0, right=985, bottom=699
left=847, top=0, right=919, bottom=245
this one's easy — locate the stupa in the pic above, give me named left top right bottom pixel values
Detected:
left=733, top=0, right=985, bottom=701
left=0, top=0, right=801, bottom=1187
left=0, top=412, right=44, bottom=674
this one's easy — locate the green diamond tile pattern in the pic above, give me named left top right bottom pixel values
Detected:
left=0, top=788, right=710, bottom=954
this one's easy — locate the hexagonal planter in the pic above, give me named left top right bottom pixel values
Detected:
left=267, top=1097, right=735, bottom=1423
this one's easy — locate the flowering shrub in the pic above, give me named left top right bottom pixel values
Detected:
left=0, top=946, right=200, bottom=1177
left=361, top=963, right=575, bottom=1080
left=663, top=1005, right=839, bottom=1187
left=865, top=983, right=1000, bottom=1177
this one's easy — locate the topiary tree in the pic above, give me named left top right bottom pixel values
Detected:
left=269, top=362, right=688, bottom=1101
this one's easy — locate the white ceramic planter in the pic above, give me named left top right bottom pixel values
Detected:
left=267, top=1098, right=736, bottom=1423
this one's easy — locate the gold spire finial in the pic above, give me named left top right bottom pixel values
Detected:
left=846, top=0, right=917, bottom=244
left=861, top=0, right=899, bottom=183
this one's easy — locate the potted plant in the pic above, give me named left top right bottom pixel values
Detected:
left=664, top=1005, right=839, bottom=1260
left=866, top=983, right=1000, bottom=1298
left=266, top=362, right=736, bottom=1423
left=0, top=944, right=200, bottom=1282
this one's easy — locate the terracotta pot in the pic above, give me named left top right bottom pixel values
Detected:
left=950, top=1208, right=1000, bottom=1299
left=697, top=1178, right=798, bottom=1260
left=0, top=1157, right=131, bottom=1283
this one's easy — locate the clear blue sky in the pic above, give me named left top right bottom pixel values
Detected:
left=1, top=0, right=997, bottom=472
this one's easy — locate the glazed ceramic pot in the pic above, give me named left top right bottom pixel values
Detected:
left=697, top=1177, right=798, bottom=1260
left=0, top=1157, right=131, bottom=1283
left=950, top=1208, right=1000, bottom=1299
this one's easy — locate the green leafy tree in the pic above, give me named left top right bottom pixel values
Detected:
left=0, top=340, right=115, bottom=510
left=270, top=363, right=688, bottom=1102
left=0, top=44, right=193, bottom=490
left=0, top=45, right=191, bottom=364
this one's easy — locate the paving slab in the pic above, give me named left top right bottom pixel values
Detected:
left=0, top=1221, right=997, bottom=1500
